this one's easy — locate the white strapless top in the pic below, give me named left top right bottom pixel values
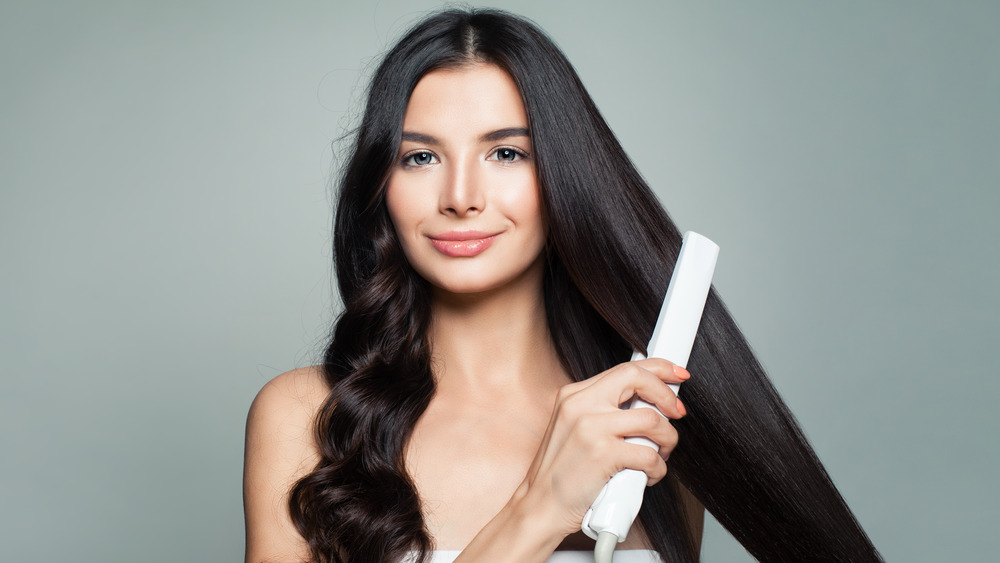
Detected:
left=404, top=550, right=663, bottom=562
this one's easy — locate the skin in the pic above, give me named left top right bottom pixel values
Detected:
left=243, top=64, right=702, bottom=563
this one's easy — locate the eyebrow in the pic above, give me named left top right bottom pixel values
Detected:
left=480, top=127, right=530, bottom=142
left=400, top=127, right=530, bottom=145
left=400, top=131, right=439, bottom=144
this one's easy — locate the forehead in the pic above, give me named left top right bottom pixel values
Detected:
left=402, top=64, right=528, bottom=135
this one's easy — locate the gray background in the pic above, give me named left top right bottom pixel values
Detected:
left=2, top=1, right=997, bottom=561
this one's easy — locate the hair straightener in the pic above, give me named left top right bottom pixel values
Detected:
left=581, top=231, right=719, bottom=563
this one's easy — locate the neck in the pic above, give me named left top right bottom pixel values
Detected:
left=427, top=262, right=568, bottom=395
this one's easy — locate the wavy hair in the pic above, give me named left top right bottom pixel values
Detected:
left=290, top=8, right=882, bottom=563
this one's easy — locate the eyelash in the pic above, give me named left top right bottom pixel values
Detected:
left=399, top=147, right=530, bottom=168
left=489, top=147, right=528, bottom=163
left=401, top=151, right=438, bottom=167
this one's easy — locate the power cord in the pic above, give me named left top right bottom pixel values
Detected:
left=594, top=530, right=618, bottom=563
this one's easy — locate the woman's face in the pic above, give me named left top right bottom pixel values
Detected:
left=386, top=64, right=546, bottom=297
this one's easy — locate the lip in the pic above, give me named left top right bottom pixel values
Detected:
left=428, top=230, right=501, bottom=257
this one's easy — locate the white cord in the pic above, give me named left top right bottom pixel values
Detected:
left=594, top=530, right=618, bottom=563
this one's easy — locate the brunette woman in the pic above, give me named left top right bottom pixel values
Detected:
left=243, top=9, right=881, bottom=563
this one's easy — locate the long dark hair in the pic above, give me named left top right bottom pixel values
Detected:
left=290, top=8, right=881, bottom=563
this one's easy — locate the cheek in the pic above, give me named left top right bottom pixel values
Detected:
left=384, top=184, right=420, bottom=269
left=385, top=180, right=416, bottom=237
left=496, top=174, right=543, bottom=231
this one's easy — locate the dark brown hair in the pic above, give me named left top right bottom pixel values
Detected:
left=290, top=8, right=881, bottom=563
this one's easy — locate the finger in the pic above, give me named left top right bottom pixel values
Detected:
left=574, top=358, right=689, bottom=395
left=581, top=409, right=680, bottom=456
left=630, top=358, right=690, bottom=384
left=615, top=441, right=669, bottom=485
left=676, top=397, right=688, bottom=417
left=588, top=363, right=685, bottom=418
left=619, top=408, right=681, bottom=455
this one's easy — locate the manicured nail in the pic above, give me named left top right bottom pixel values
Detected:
left=673, top=365, right=690, bottom=379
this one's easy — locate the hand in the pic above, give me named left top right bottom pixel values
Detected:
left=513, top=358, right=689, bottom=538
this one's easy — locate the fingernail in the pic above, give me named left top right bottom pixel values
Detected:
left=677, top=398, right=688, bottom=416
left=674, top=365, right=690, bottom=379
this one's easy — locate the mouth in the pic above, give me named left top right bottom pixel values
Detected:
left=428, top=231, right=500, bottom=257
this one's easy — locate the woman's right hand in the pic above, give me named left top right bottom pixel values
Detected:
left=512, top=358, right=689, bottom=541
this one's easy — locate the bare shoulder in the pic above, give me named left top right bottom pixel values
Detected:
left=243, top=366, right=330, bottom=563
left=245, top=365, right=330, bottom=484
left=249, top=365, right=330, bottom=424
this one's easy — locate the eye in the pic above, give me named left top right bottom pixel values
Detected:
left=402, top=151, right=438, bottom=167
left=491, top=147, right=527, bottom=163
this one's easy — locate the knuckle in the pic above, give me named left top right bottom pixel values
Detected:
left=645, top=357, right=672, bottom=374
left=555, top=385, right=575, bottom=403
left=637, top=408, right=662, bottom=429
left=616, top=362, right=642, bottom=381
left=591, top=435, right=615, bottom=459
left=638, top=446, right=661, bottom=468
left=661, top=427, right=679, bottom=450
left=655, top=459, right=668, bottom=479
left=576, top=413, right=599, bottom=436
left=556, top=391, right=585, bottom=419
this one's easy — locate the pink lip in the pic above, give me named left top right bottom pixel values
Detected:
left=428, top=231, right=500, bottom=257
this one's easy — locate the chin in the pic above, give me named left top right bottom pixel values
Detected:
left=423, top=265, right=542, bottom=299
left=428, top=278, right=514, bottom=296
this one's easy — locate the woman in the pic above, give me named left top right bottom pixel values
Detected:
left=243, top=8, right=881, bottom=563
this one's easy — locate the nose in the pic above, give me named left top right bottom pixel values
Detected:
left=439, top=156, right=485, bottom=216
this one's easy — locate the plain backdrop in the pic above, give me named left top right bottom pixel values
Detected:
left=2, top=1, right=997, bottom=561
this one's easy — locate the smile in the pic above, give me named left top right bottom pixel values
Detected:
left=428, top=231, right=500, bottom=257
